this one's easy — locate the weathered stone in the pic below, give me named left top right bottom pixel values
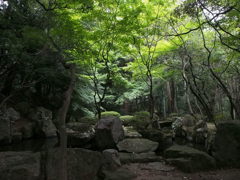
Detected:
left=30, top=107, right=57, bottom=137
left=66, top=122, right=95, bottom=148
left=117, top=138, right=158, bottom=153
left=212, top=121, right=240, bottom=167
left=164, top=145, right=216, bottom=172
left=20, top=121, right=35, bottom=139
left=46, top=148, right=103, bottom=180
left=95, top=116, right=124, bottom=150
left=119, top=152, right=163, bottom=164
left=139, top=129, right=173, bottom=152
left=123, top=126, right=142, bottom=138
left=102, top=149, right=121, bottom=171
left=0, top=151, right=41, bottom=180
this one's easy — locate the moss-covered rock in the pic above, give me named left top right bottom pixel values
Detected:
left=120, top=115, right=134, bottom=126
left=101, top=111, right=121, bottom=118
left=212, top=121, right=240, bottom=168
left=131, top=111, right=151, bottom=130
left=164, top=145, right=216, bottom=172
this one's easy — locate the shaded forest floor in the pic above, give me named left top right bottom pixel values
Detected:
left=121, top=162, right=240, bottom=180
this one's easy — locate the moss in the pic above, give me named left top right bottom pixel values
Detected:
left=131, top=111, right=151, bottom=130
left=101, top=111, right=121, bottom=118
left=120, top=115, right=134, bottom=126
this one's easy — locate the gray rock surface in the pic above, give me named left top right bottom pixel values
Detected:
left=30, top=107, right=57, bottom=137
left=95, top=116, right=124, bottom=150
left=164, top=145, right=216, bottom=172
left=212, top=121, right=240, bottom=167
left=0, top=151, right=41, bottom=180
left=119, top=152, right=163, bottom=164
left=117, top=138, right=159, bottom=153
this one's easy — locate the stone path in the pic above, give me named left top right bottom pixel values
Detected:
left=120, top=162, right=240, bottom=180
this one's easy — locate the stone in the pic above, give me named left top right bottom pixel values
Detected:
left=30, top=107, right=57, bottom=137
left=66, top=122, right=95, bottom=148
left=117, top=138, right=159, bottom=153
left=139, top=129, right=173, bottom=152
left=164, top=145, right=216, bottom=172
left=0, top=151, right=41, bottom=180
left=102, top=149, right=121, bottom=171
left=119, top=152, right=163, bottom=164
left=45, top=148, right=103, bottom=180
left=123, top=126, right=142, bottom=138
left=140, top=162, right=175, bottom=172
left=212, top=121, right=240, bottom=167
left=95, top=116, right=124, bottom=150
left=21, top=121, right=35, bottom=139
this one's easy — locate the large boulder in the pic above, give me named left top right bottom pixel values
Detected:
left=95, top=116, right=124, bottom=150
left=66, top=122, right=95, bottom=148
left=45, top=148, right=103, bottom=180
left=30, top=107, right=57, bottom=138
left=0, top=151, right=41, bottom=180
left=117, top=138, right=159, bottom=153
left=102, top=149, right=121, bottom=171
left=212, top=121, right=240, bottom=167
left=164, top=145, right=216, bottom=172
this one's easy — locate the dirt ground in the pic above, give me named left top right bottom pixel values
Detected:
left=122, top=162, right=240, bottom=180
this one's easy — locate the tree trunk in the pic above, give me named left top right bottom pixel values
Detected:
left=57, top=65, right=76, bottom=180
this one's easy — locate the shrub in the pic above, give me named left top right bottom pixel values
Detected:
left=120, top=115, right=134, bottom=126
left=131, top=111, right=151, bottom=130
left=101, top=111, right=121, bottom=118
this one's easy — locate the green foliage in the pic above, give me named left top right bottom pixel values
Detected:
left=101, top=111, right=121, bottom=118
left=120, top=115, right=134, bottom=126
left=131, top=111, right=151, bottom=130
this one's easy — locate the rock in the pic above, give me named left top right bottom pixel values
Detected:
left=102, top=149, right=121, bottom=171
left=103, top=167, right=137, bottom=180
left=123, top=126, right=142, bottom=138
left=119, top=152, right=163, bottom=164
left=139, top=129, right=173, bottom=152
left=164, top=145, right=216, bottom=172
left=11, top=131, right=23, bottom=143
left=21, top=121, right=35, bottom=139
left=45, top=148, right=103, bottom=180
left=159, top=120, right=173, bottom=128
left=95, top=116, right=124, bottom=150
left=30, top=107, right=57, bottom=138
left=0, top=151, right=41, bottom=180
left=140, top=162, right=175, bottom=172
left=117, top=138, right=158, bottom=153
left=66, top=122, right=95, bottom=148
left=205, top=123, right=217, bottom=153
left=212, top=121, right=240, bottom=167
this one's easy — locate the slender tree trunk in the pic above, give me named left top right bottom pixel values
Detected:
left=57, top=65, right=76, bottom=180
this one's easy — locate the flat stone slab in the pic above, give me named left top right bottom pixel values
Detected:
left=123, top=127, right=142, bottom=138
left=164, top=145, right=216, bottom=172
left=119, top=152, right=163, bottom=164
left=117, top=138, right=159, bottom=153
